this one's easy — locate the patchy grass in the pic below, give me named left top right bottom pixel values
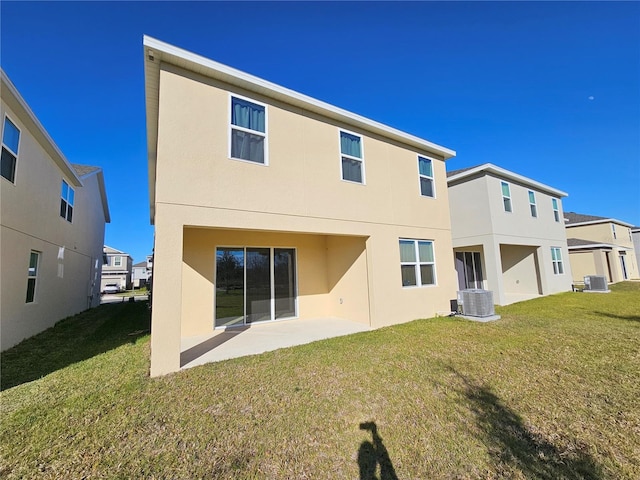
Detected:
left=1, top=284, right=639, bottom=479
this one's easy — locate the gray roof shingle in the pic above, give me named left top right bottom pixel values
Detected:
left=72, top=163, right=100, bottom=177
left=564, top=212, right=609, bottom=225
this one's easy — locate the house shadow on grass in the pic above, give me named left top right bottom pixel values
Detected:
left=357, top=421, right=398, bottom=480
left=593, top=311, right=640, bottom=322
left=1, top=301, right=150, bottom=390
left=452, top=369, right=602, bottom=479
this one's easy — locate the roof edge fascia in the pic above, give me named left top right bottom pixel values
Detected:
left=447, top=163, right=568, bottom=197
left=1, top=69, right=83, bottom=187
left=565, top=218, right=634, bottom=228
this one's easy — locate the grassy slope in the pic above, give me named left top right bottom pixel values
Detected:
left=1, top=284, right=639, bottom=479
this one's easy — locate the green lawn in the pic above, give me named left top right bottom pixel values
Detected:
left=1, top=284, right=639, bottom=479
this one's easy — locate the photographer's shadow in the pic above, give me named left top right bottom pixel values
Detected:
left=358, top=421, right=398, bottom=480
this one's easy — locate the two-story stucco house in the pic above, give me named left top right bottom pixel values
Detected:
left=101, top=246, right=133, bottom=292
left=132, top=257, right=152, bottom=289
left=447, top=164, right=573, bottom=306
left=1, top=69, right=110, bottom=351
left=144, top=37, right=458, bottom=376
left=632, top=227, right=640, bottom=275
left=564, top=213, right=639, bottom=284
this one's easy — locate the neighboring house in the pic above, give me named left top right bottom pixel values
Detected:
left=144, top=37, right=458, bottom=376
left=1, top=69, right=110, bottom=351
left=632, top=227, right=640, bottom=275
left=564, top=213, right=639, bottom=284
left=447, top=164, right=573, bottom=306
left=101, top=246, right=133, bottom=292
left=132, top=259, right=152, bottom=288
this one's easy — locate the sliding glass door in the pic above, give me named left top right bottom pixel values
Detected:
left=215, top=247, right=297, bottom=327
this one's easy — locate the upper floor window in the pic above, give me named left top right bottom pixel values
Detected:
left=551, top=247, right=564, bottom=275
left=612, top=224, right=617, bottom=240
left=501, top=182, right=512, bottom=212
left=1, top=116, right=20, bottom=183
left=114, top=256, right=122, bottom=267
left=230, top=95, right=266, bottom=164
left=60, top=180, right=75, bottom=222
left=399, top=239, right=436, bottom=287
left=340, top=130, right=364, bottom=184
left=528, top=190, right=537, bottom=218
left=552, top=198, right=560, bottom=222
left=418, top=156, right=435, bottom=197
left=26, top=251, right=40, bottom=303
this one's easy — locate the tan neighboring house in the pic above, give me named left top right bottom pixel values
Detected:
left=144, top=36, right=458, bottom=376
left=632, top=227, right=640, bottom=275
left=101, top=246, right=133, bottom=292
left=447, top=164, right=573, bottom=306
left=564, top=213, right=639, bottom=284
left=1, top=69, right=110, bottom=351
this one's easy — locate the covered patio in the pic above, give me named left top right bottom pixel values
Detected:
left=180, top=316, right=371, bottom=369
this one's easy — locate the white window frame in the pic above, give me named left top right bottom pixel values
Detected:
left=228, top=93, right=268, bottom=166
left=26, top=250, right=40, bottom=303
left=552, top=198, right=560, bottom=222
left=417, top=155, right=436, bottom=198
left=501, top=181, right=512, bottom=213
left=528, top=190, right=537, bottom=218
left=339, top=129, right=365, bottom=185
left=114, top=256, right=122, bottom=267
left=60, top=179, right=75, bottom=223
left=1, top=114, right=20, bottom=184
left=399, top=239, right=437, bottom=288
left=612, top=224, right=617, bottom=240
left=551, top=247, right=564, bottom=275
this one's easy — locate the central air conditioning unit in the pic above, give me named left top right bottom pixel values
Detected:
left=584, top=275, right=609, bottom=292
left=457, top=289, right=495, bottom=317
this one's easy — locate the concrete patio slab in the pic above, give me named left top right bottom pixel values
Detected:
left=180, top=317, right=371, bottom=370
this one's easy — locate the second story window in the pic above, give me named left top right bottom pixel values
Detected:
left=528, top=190, right=537, bottom=218
left=114, top=256, right=122, bottom=267
left=60, top=180, right=74, bottom=222
left=340, top=130, right=364, bottom=184
left=230, top=96, right=266, bottom=164
left=418, top=156, right=435, bottom=198
left=501, top=181, right=512, bottom=212
left=1, top=116, right=20, bottom=183
left=612, top=224, right=617, bottom=240
left=552, top=198, right=560, bottom=222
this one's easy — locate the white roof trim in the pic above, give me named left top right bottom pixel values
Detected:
left=565, top=219, right=634, bottom=228
left=1, top=69, right=83, bottom=187
left=568, top=243, right=632, bottom=251
left=447, top=163, right=568, bottom=197
left=143, top=36, right=456, bottom=223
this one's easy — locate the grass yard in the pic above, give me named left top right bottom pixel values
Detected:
left=1, top=284, right=639, bottom=479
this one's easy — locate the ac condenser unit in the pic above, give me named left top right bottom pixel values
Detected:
left=457, top=289, right=495, bottom=317
left=584, top=275, right=608, bottom=292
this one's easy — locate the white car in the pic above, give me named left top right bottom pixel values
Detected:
left=103, top=284, right=120, bottom=294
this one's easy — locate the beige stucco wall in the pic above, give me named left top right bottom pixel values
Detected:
left=568, top=248, right=639, bottom=283
left=448, top=173, right=573, bottom=305
left=1, top=101, right=106, bottom=350
left=149, top=64, right=457, bottom=376
left=566, top=222, right=639, bottom=281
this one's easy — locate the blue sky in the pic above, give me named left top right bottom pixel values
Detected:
left=2, top=1, right=639, bottom=263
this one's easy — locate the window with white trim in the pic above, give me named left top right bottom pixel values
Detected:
left=501, top=181, right=512, bottom=212
left=60, top=180, right=74, bottom=222
left=114, top=256, right=122, bottom=267
left=551, top=247, right=564, bottom=275
left=1, top=116, right=20, bottom=183
left=528, top=190, right=537, bottom=218
left=418, top=156, right=435, bottom=197
left=552, top=198, right=560, bottom=222
left=230, top=95, right=266, bottom=164
left=612, top=224, right=617, bottom=240
left=26, top=251, right=40, bottom=303
left=340, top=130, right=364, bottom=184
left=399, top=239, right=436, bottom=287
